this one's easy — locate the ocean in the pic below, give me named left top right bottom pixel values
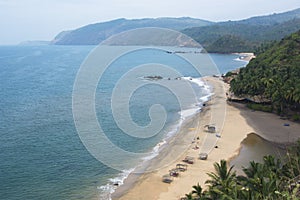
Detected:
left=0, top=45, right=247, bottom=200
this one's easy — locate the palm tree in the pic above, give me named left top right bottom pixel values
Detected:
left=192, top=183, right=203, bottom=198
left=185, top=139, right=300, bottom=200
left=242, top=156, right=284, bottom=199
left=191, top=183, right=211, bottom=199
left=283, top=142, right=300, bottom=180
left=205, top=160, right=236, bottom=199
left=185, top=192, right=194, bottom=200
left=262, top=155, right=282, bottom=176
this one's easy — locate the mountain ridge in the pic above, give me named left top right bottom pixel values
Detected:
left=52, top=17, right=213, bottom=45
left=235, top=8, right=300, bottom=25
left=51, top=8, right=300, bottom=52
left=182, top=8, right=300, bottom=53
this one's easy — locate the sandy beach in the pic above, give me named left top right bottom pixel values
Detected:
left=112, top=76, right=300, bottom=200
left=233, top=52, right=256, bottom=61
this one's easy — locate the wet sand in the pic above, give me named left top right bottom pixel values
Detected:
left=113, top=77, right=300, bottom=200
left=233, top=52, right=256, bottom=61
left=230, top=133, right=287, bottom=175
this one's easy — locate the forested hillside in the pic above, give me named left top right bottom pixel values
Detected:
left=205, top=35, right=254, bottom=53
left=230, top=30, right=300, bottom=116
left=52, top=8, right=300, bottom=51
left=183, top=8, right=300, bottom=52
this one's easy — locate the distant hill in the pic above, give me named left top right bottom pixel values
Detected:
left=51, top=17, right=213, bottom=45
left=230, top=30, right=300, bottom=115
left=205, top=35, right=254, bottom=53
left=51, top=8, right=300, bottom=52
left=101, top=27, right=201, bottom=47
left=183, top=8, right=300, bottom=53
left=235, top=8, right=300, bottom=25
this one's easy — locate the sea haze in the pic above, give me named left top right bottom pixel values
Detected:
left=0, top=45, right=246, bottom=200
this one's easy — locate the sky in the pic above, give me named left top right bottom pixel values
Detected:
left=0, top=0, right=299, bottom=45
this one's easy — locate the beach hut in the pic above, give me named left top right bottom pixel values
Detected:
left=162, top=174, right=173, bottom=183
left=199, top=153, right=208, bottom=160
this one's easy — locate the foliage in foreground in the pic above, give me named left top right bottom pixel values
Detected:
left=185, top=141, right=300, bottom=200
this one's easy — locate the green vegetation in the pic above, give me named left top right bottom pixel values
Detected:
left=254, top=41, right=277, bottom=55
left=184, top=141, right=300, bottom=199
left=230, top=30, right=300, bottom=115
left=183, top=15, right=300, bottom=53
left=246, top=103, right=273, bottom=113
left=224, top=71, right=234, bottom=77
left=205, top=35, right=254, bottom=53
left=291, top=114, right=300, bottom=122
left=52, top=8, right=300, bottom=50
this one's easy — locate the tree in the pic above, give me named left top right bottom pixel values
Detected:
left=230, top=30, right=300, bottom=115
left=205, top=160, right=237, bottom=199
left=185, top=140, right=300, bottom=200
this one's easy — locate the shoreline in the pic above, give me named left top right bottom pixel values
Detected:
left=113, top=76, right=255, bottom=200
left=112, top=76, right=300, bottom=200
left=112, top=84, right=211, bottom=199
left=229, top=132, right=289, bottom=175
left=101, top=77, right=212, bottom=200
left=111, top=110, right=204, bottom=199
left=232, top=52, right=256, bottom=62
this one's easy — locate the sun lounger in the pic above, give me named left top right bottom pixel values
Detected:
left=176, top=163, right=188, bottom=171
left=204, top=124, right=216, bottom=133
left=169, top=168, right=180, bottom=177
left=162, top=174, right=173, bottom=183
left=192, top=145, right=199, bottom=150
left=182, top=156, right=195, bottom=164
left=199, top=153, right=208, bottom=160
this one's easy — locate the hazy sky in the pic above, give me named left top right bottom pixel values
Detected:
left=0, top=0, right=299, bottom=44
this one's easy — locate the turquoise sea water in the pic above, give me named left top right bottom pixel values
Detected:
left=0, top=45, right=246, bottom=200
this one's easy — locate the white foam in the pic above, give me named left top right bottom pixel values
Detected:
left=140, top=109, right=189, bottom=163
left=182, top=76, right=205, bottom=87
left=99, top=76, right=213, bottom=200
left=199, top=93, right=213, bottom=102
left=180, top=107, right=200, bottom=119
left=141, top=140, right=167, bottom=161
left=166, top=119, right=183, bottom=138
left=153, top=140, right=166, bottom=153
left=109, top=168, right=135, bottom=185
left=98, top=184, right=114, bottom=200
left=98, top=168, right=135, bottom=200
left=182, top=77, right=211, bottom=96
left=234, top=57, right=249, bottom=63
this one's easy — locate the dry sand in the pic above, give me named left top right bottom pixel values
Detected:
left=113, top=76, right=300, bottom=200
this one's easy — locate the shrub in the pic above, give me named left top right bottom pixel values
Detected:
left=291, top=114, right=300, bottom=121
left=247, top=103, right=273, bottom=112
